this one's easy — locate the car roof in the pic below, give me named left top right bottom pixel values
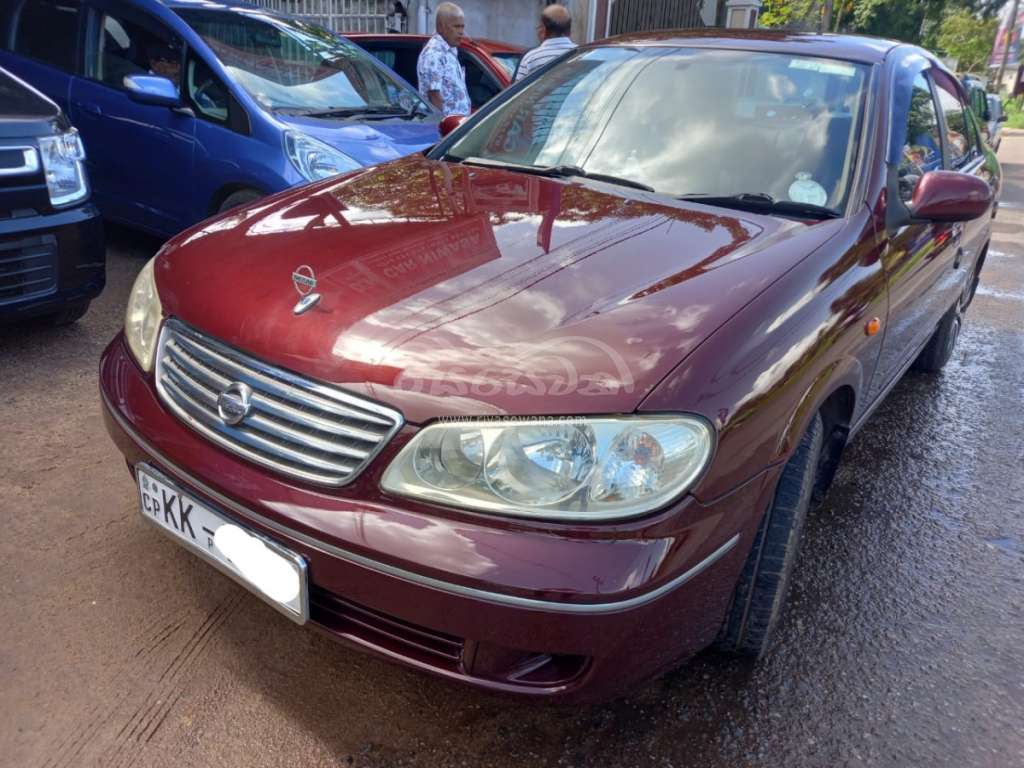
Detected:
left=599, top=29, right=903, bottom=64
left=158, top=0, right=281, bottom=12
left=345, top=33, right=524, bottom=53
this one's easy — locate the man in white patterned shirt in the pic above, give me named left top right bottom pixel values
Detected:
left=514, top=4, right=576, bottom=82
left=416, top=2, right=471, bottom=117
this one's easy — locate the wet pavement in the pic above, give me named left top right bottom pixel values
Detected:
left=2, top=135, right=1023, bottom=768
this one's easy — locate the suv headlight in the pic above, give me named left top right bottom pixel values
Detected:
left=284, top=131, right=361, bottom=182
left=38, top=128, right=88, bottom=207
left=124, top=257, right=163, bottom=372
left=380, top=415, right=714, bottom=521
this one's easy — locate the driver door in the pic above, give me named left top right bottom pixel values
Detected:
left=70, top=0, right=195, bottom=236
left=868, top=70, right=961, bottom=401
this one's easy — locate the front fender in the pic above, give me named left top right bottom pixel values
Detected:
left=640, top=207, right=886, bottom=503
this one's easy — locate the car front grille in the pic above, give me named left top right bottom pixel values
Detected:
left=155, top=318, right=404, bottom=486
left=0, top=234, right=57, bottom=305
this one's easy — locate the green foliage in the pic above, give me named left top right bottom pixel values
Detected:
left=758, top=0, right=820, bottom=29
left=1006, top=97, right=1024, bottom=129
left=755, top=0, right=1002, bottom=49
left=936, top=8, right=1000, bottom=72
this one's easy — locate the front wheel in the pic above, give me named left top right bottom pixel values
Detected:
left=912, top=298, right=962, bottom=373
left=45, top=300, right=90, bottom=326
left=217, top=189, right=262, bottom=213
left=716, top=412, right=823, bottom=658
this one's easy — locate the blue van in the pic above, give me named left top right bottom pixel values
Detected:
left=0, top=0, right=440, bottom=239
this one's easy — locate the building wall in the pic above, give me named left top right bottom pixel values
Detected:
left=409, top=0, right=543, bottom=45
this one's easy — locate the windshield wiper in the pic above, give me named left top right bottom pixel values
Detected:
left=459, top=157, right=654, bottom=192
left=282, top=106, right=409, bottom=119
left=675, top=192, right=841, bottom=220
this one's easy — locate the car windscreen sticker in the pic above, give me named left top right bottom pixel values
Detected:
left=788, top=172, right=828, bottom=206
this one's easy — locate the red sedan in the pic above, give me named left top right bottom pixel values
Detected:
left=347, top=33, right=523, bottom=109
left=102, top=31, right=999, bottom=702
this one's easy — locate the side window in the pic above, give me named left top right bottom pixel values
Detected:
left=897, top=73, right=942, bottom=202
left=186, top=53, right=228, bottom=123
left=932, top=74, right=974, bottom=169
left=367, top=47, right=397, bottom=70
left=460, top=53, right=498, bottom=109
left=12, top=0, right=81, bottom=72
left=90, top=11, right=182, bottom=92
left=963, top=106, right=983, bottom=154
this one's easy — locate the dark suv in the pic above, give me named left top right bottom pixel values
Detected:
left=1, top=66, right=103, bottom=324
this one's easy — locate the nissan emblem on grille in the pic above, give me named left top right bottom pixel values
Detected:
left=216, top=382, right=253, bottom=425
left=291, top=265, right=320, bottom=315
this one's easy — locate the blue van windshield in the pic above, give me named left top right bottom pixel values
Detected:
left=176, top=9, right=430, bottom=116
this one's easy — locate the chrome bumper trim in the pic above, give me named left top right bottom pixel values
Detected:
left=103, top=389, right=740, bottom=615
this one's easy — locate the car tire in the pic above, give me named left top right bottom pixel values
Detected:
left=218, top=189, right=262, bottom=213
left=46, top=300, right=90, bottom=326
left=912, top=298, right=961, bottom=373
left=716, top=412, right=824, bottom=658
left=961, top=257, right=982, bottom=311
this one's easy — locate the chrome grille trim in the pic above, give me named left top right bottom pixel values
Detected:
left=155, top=318, right=404, bottom=486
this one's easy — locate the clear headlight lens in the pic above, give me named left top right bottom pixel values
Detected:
left=38, top=128, right=88, bottom=207
left=381, top=415, right=714, bottom=521
left=284, top=131, right=361, bottom=182
left=124, top=257, right=163, bottom=372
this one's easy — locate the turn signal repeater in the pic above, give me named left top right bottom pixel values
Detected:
left=865, top=317, right=881, bottom=336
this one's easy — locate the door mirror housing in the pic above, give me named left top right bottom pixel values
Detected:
left=909, top=170, right=992, bottom=222
left=439, top=114, right=467, bottom=137
left=123, top=74, right=180, bottom=108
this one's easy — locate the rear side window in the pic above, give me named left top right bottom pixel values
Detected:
left=12, top=0, right=81, bottom=72
left=897, top=73, right=942, bottom=202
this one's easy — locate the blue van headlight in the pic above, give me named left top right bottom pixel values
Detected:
left=284, top=131, right=361, bottom=182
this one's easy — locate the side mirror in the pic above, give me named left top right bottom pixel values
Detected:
left=997, top=113, right=1008, bottom=123
left=909, top=170, right=992, bottom=222
left=439, top=114, right=467, bottom=138
left=123, top=74, right=180, bottom=108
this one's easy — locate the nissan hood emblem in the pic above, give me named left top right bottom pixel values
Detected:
left=291, top=265, right=320, bottom=315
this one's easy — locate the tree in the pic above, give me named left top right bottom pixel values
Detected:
left=936, top=7, right=1000, bottom=72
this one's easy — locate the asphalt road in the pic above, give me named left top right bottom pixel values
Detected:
left=2, top=135, right=1023, bottom=768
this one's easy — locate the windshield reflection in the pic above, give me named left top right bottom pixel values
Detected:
left=444, top=47, right=868, bottom=211
left=177, top=8, right=425, bottom=113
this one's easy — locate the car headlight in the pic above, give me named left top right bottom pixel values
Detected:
left=284, top=131, right=361, bottom=182
left=38, top=128, right=88, bottom=207
left=380, top=415, right=714, bottom=521
left=124, top=257, right=163, bottom=372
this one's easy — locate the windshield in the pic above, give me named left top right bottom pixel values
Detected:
left=491, top=52, right=522, bottom=80
left=176, top=9, right=429, bottom=114
left=442, top=47, right=869, bottom=211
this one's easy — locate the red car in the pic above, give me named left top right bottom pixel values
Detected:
left=347, top=33, right=523, bottom=109
left=102, top=31, right=998, bottom=702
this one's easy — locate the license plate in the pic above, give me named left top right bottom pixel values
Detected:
left=135, top=464, right=309, bottom=624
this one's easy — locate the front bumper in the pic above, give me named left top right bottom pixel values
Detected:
left=0, top=203, right=105, bottom=321
left=100, top=332, right=776, bottom=701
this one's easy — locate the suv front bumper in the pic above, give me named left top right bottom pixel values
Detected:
left=0, top=204, right=104, bottom=321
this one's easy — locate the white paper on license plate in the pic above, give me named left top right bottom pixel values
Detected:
left=135, top=464, right=308, bottom=623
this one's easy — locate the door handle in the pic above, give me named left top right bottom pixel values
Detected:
left=74, top=101, right=102, bottom=116
left=954, top=247, right=964, bottom=269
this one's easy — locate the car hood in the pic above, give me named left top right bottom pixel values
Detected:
left=156, top=154, right=844, bottom=422
left=274, top=113, right=439, bottom=167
